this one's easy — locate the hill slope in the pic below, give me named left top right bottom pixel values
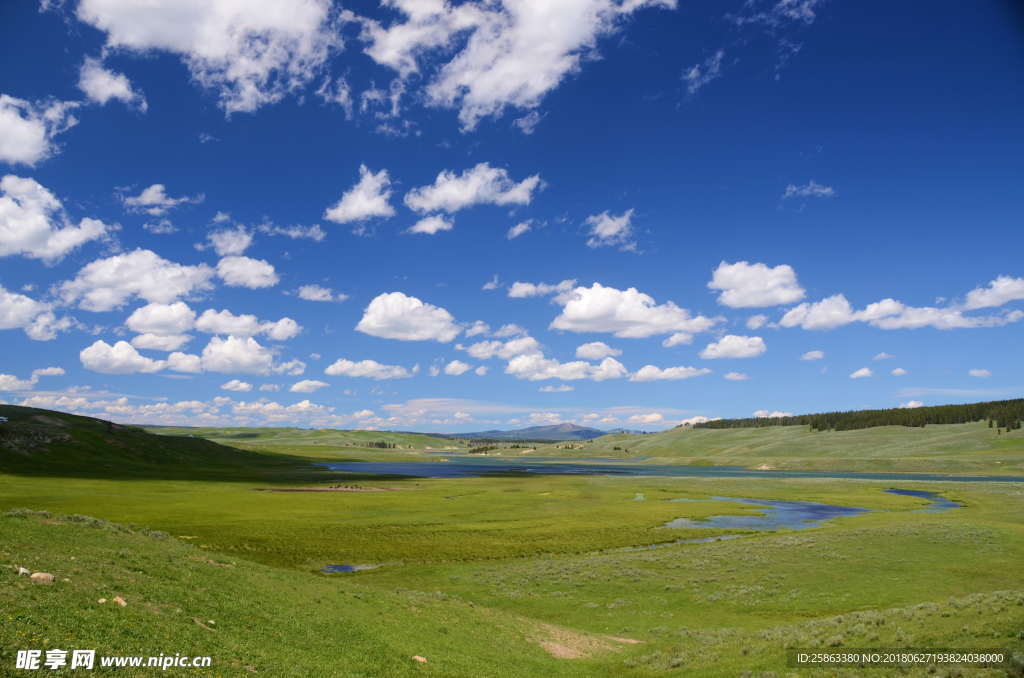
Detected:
left=446, top=423, right=609, bottom=441
left=0, top=405, right=311, bottom=480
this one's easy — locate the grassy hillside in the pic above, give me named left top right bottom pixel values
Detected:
left=569, top=421, right=1024, bottom=474
left=0, top=405, right=323, bottom=480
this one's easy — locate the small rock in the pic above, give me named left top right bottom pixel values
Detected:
left=412, top=656, right=428, bottom=663
left=16, top=567, right=30, bottom=576
left=30, top=572, right=54, bottom=585
left=98, top=599, right=107, bottom=604
left=208, top=620, right=216, bottom=625
left=113, top=596, right=127, bottom=607
left=62, top=578, right=71, bottom=582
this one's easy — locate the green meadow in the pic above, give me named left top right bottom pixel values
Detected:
left=1, top=405, right=1023, bottom=676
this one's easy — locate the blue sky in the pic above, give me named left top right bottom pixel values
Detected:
left=1, top=0, right=1022, bottom=432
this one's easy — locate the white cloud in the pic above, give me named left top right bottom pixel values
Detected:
left=0, top=286, right=70, bottom=341
left=754, top=410, right=793, bottom=418
left=194, top=309, right=300, bottom=341
left=297, top=284, right=347, bottom=302
left=167, top=351, right=202, bottom=373
left=404, top=163, right=541, bottom=213
left=801, top=350, right=824, bottom=361
left=325, top=358, right=412, bottom=380
left=898, top=400, right=924, bottom=409
left=323, top=165, right=396, bottom=225
left=130, top=333, right=191, bottom=351
left=443, top=360, right=472, bottom=376
left=508, top=279, right=576, bottom=299
left=724, top=371, right=750, bottom=381
left=551, top=283, right=720, bottom=338
left=539, top=384, right=573, bottom=392
left=125, top=301, right=196, bottom=335
left=256, top=221, right=326, bottom=241
left=746, top=314, right=769, bottom=330
left=505, top=354, right=627, bottom=382
left=0, top=374, right=36, bottom=391
left=709, top=261, right=805, bottom=308
left=782, top=180, right=835, bottom=199
left=482, top=274, right=500, bottom=291
left=60, top=249, right=215, bottom=312
left=355, top=0, right=675, bottom=129
left=407, top=215, right=454, bottom=235
left=507, top=221, right=531, bottom=239
left=78, top=56, right=147, bottom=111
left=201, top=336, right=274, bottom=374
left=493, top=323, right=527, bottom=338
left=264, top=317, right=301, bottom=341
left=963, top=276, right=1024, bottom=310
left=661, top=332, right=695, bottom=347
left=221, top=379, right=253, bottom=392
left=513, top=111, right=543, bottom=134
left=143, top=219, right=176, bottom=234
left=849, top=367, right=872, bottom=379
left=781, top=292, right=1024, bottom=331
left=75, top=0, right=340, bottom=114
left=474, top=365, right=488, bottom=376
left=585, top=209, right=635, bottom=250
left=575, top=341, right=621, bottom=360
left=968, top=369, right=991, bottom=378
left=216, top=256, right=279, bottom=288
left=122, top=184, right=202, bottom=216
left=259, top=384, right=280, bottom=392
left=290, top=379, right=328, bottom=393
left=461, top=336, right=541, bottom=361
left=205, top=226, right=252, bottom=256
left=891, top=367, right=907, bottom=376
left=630, top=365, right=712, bottom=381
left=780, top=294, right=856, bottom=330
left=465, top=321, right=490, bottom=337
left=80, top=340, right=166, bottom=374
left=31, top=367, right=64, bottom=379
left=684, top=49, right=724, bottom=94
left=873, top=352, right=894, bottom=360
left=700, top=335, right=766, bottom=359
left=0, top=94, right=78, bottom=166
left=271, top=359, right=306, bottom=375
left=679, top=415, right=719, bottom=426
left=356, top=292, right=460, bottom=342
left=0, top=175, right=111, bottom=262
left=628, top=412, right=664, bottom=425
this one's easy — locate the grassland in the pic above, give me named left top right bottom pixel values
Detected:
left=2, top=407, right=1024, bottom=676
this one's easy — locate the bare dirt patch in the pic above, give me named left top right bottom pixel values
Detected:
left=531, top=622, right=640, bottom=659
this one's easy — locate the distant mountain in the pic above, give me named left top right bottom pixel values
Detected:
left=444, top=423, right=610, bottom=442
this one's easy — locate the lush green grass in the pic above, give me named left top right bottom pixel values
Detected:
left=4, top=408, right=1024, bottom=676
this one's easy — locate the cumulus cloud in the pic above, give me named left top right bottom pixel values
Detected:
left=290, top=379, right=328, bottom=393
left=679, top=415, right=720, bottom=426
left=585, top=209, right=635, bottom=250
left=256, top=221, right=326, bottom=241
left=508, top=279, right=575, bottom=299
left=201, top=336, right=274, bottom=374
left=0, top=285, right=70, bottom=341
left=551, top=283, right=720, bottom=338
left=74, top=0, right=341, bottom=114
left=296, top=284, right=347, bottom=302
left=968, top=369, right=991, bottom=378
left=461, top=335, right=541, bottom=361
left=353, top=0, right=675, bottom=129
left=407, top=215, right=454, bottom=235
left=891, top=367, right=907, bottom=376
left=356, top=292, right=460, bottom=342
left=78, top=56, right=147, bottom=111
left=539, top=384, right=573, bottom=392
left=80, top=339, right=166, bottom=374
left=849, top=367, right=872, bottom=379
left=0, top=366, right=64, bottom=392
left=323, top=165, right=395, bottom=225
left=754, top=409, right=793, bottom=418
left=724, top=371, right=750, bottom=381
left=60, top=249, right=215, bottom=312
left=216, top=256, right=279, bottom=288
left=404, top=163, right=541, bottom=213
left=898, top=400, right=924, bottom=409
left=873, top=352, right=894, bottom=360
left=746, top=314, right=769, bottom=330
left=324, top=358, right=412, bottom=380
left=630, top=365, right=712, bottom=381
left=130, top=333, right=191, bottom=351
left=801, top=350, right=824, bottom=361
left=221, top=379, right=252, bottom=392
left=125, top=301, right=196, bottom=336
left=122, top=184, right=202, bottom=216
left=575, top=341, right=621, bottom=360
left=782, top=180, right=835, bottom=200
left=699, top=335, right=766, bottom=359
left=1, top=175, right=112, bottom=262
left=963, top=276, right=1024, bottom=310
left=443, top=360, right=472, bottom=376
left=0, top=94, right=78, bottom=166
left=507, top=221, right=532, bottom=239
left=708, top=261, right=805, bottom=308
left=205, top=226, right=252, bottom=256
left=628, top=412, right=664, bottom=424
left=194, top=309, right=300, bottom=341
left=505, top=354, right=627, bottom=382
left=167, top=351, right=202, bottom=373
